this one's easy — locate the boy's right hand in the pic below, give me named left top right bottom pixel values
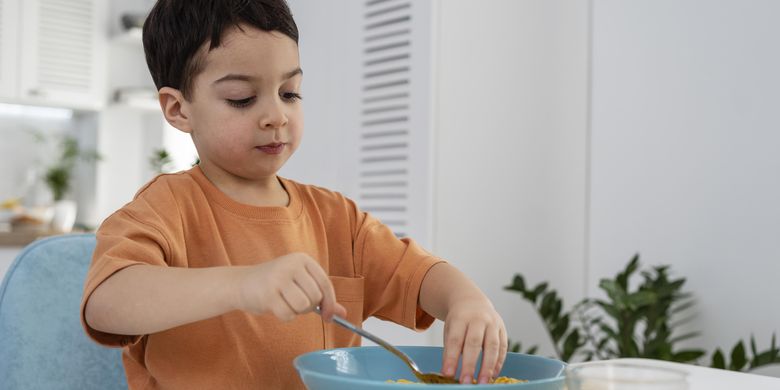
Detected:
left=235, top=253, right=347, bottom=322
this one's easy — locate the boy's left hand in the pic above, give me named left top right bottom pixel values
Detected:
left=441, top=299, right=507, bottom=384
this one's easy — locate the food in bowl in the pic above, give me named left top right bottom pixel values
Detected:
left=388, top=376, right=527, bottom=384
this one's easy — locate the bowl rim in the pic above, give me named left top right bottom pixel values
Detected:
left=293, top=345, right=567, bottom=387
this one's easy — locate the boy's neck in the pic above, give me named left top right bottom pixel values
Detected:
left=197, top=164, right=289, bottom=207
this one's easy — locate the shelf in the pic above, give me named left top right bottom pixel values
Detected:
left=111, top=28, right=143, bottom=46
left=111, top=98, right=160, bottom=112
left=111, top=87, right=160, bottom=112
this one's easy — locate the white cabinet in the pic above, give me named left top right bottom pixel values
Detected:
left=0, top=0, right=19, bottom=101
left=0, top=0, right=107, bottom=110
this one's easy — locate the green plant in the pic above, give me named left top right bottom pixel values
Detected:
left=149, top=148, right=173, bottom=174
left=43, top=136, right=101, bottom=201
left=505, top=254, right=780, bottom=372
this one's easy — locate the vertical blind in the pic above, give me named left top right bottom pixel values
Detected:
left=358, top=0, right=414, bottom=238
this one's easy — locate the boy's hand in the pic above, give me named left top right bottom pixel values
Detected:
left=236, top=253, right=347, bottom=322
left=442, top=299, right=507, bottom=384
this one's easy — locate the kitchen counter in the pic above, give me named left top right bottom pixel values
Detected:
left=0, top=230, right=61, bottom=247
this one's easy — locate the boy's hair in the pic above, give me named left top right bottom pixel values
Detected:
left=142, top=0, right=298, bottom=99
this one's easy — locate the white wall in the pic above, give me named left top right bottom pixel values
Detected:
left=280, top=0, right=361, bottom=194
left=590, top=0, right=780, bottom=364
left=433, top=0, right=591, bottom=356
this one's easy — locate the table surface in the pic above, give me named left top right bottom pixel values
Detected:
left=605, top=358, right=780, bottom=389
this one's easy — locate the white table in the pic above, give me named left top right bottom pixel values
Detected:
left=607, top=358, right=780, bottom=389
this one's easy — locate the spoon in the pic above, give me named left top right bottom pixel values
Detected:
left=314, top=307, right=459, bottom=384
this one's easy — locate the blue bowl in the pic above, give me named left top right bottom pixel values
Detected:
left=294, top=346, right=566, bottom=389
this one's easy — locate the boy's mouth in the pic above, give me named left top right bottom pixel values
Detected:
left=256, top=143, right=286, bottom=155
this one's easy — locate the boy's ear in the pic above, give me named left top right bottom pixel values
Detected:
left=158, top=87, right=193, bottom=133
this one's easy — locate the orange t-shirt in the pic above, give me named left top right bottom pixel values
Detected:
left=80, top=166, right=443, bottom=389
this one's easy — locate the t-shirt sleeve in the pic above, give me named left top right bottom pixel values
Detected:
left=353, top=210, right=445, bottom=331
left=80, top=208, right=171, bottom=348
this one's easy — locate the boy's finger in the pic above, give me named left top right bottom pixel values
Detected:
left=494, top=326, right=508, bottom=375
left=441, top=321, right=465, bottom=378
left=280, top=283, right=311, bottom=313
left=332, top=302, right=347, bottom=319
left=272, top=299, right=297, bottom=322
left=304, top=261, right=340, bottom=321
left=459, top=324, right=485, bottom=384
left=477, top=325, right=501, bottom=384
left=293, top=273, right=323, bottom=310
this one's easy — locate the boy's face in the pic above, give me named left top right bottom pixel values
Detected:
left=169, top=25, right=303, bottom=182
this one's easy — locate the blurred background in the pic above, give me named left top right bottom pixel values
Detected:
left=0, top=0, right=778, bottom=375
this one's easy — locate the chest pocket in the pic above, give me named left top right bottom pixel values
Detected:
left=324, top=276, right=365, bottom=348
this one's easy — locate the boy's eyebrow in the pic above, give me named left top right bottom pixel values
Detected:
left=212, top=68, right=303, bottom=84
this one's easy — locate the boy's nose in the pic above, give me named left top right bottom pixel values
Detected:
left=259, top=98, right=289, bottom=129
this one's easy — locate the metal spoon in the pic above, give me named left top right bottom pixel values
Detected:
left=314, top=307, right=459, bottom=384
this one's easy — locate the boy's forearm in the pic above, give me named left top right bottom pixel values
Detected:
left=85, top=264, right=243, bottom=336
left=419, top=262, right=493, bottom=319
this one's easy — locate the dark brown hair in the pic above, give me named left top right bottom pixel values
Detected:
left=142, top=0, right=298, bottom=99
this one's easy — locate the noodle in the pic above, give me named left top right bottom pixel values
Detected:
left=387, top=376, right=527, bottom=384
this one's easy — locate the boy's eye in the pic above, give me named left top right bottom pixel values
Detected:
left=282, top=92, right=302, bottom=102
left=226, top=96, right=256, bottom=108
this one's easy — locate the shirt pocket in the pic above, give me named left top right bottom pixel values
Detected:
left=324, top=275, right=365, bottom=348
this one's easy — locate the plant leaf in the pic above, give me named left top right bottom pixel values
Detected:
left=551, top=315, right=570, bottom=343
left=532, top=282, right=549, bottom=301
left=626, top=290, right=657, bottom=309
left=729, top=341, right=747, bottom=371
left=596, top=300, right=620, bottom=320
left=711, top=349, right=726, bottom=369
left=750, top=335, right=758, bottom=365
left=670, top=299, right=696, bottom=315
left=540, top=292, right=555, bottom=319
left=669, top=332, right=700, bottom=344
left=562, top=330, right=581, bottom=362
left=672, top=349, right=705, bottom=363
left=600, top=280, right=627, bottom=310
left=599, top=324, right=618, bottom=340
left=751, top=349, right=780, bottom=367
left=504, top=275, right=526, bottom=293
left=617, top=254, right=640, bottom=290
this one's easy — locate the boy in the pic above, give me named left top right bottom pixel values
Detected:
left=81, top=0, right=507, bottom=388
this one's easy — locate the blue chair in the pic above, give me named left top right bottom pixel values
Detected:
left=0, top=234, right=127, bottom=389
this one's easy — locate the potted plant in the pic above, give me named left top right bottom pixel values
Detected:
left=505, top=255, right=780, bottom=372
left=43, top=135, right=100, bottom=232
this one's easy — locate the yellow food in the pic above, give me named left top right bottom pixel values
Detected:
left=387, top=376, right=527, bottom=384
left=1, top=197, right=21, bottom=210
left=493, top=376, right=526, bottom=384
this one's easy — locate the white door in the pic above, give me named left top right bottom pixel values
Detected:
left=18, top=0, right=106, bottom=109
left=0, top=0, right=19, bottom=101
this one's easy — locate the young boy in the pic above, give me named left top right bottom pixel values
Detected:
left=81, top=0, right=507, bottom=388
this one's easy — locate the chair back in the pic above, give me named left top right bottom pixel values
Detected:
left=0, top=234, right=127, bottom=389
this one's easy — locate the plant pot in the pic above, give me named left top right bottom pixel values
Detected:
left=51, top=200, right=77, bottom=233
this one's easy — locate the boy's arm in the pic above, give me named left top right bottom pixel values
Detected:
left=85, top=253, right=346, bottom=337
left=419, top=262, right=508, bottom=385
